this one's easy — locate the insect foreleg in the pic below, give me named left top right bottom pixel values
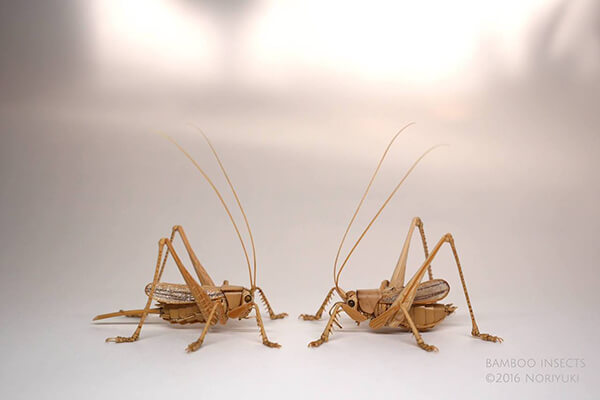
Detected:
left=299, top=287, right=337, bottom=320
left=307, top=302, right=343, bottom=348
left=251, top=303, right=281, bottom=348
left=255, top=287, right=288, bottom=319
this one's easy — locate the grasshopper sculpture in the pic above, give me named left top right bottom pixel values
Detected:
left=94, top=133, right=287, bottom=352
left=300, top=125, right=502, bottom=351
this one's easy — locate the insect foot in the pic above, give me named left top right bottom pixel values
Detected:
left=186, top=340, right=204, bottom=353
left=445, top=304, right=458, bottom=314
left=270, top=312, right=288, bottom=320
left=308, top=336, right=327, bottom=348
left=299, top=314, right=321, bottom=321
left=262, top=340, right=281, bottom=348
left=474, top=332, right=503, bottom=343
left=417, top=342, right=438, bottom=352
left=106, top=336, right=137, bottom=343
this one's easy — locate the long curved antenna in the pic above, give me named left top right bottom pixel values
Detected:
left=159, top=132, right=254, bottom=286
left=192, top=126, right=258, bottom=289
left=332, top=123, right=414, bottom=296
left=334, top=144, right=446, bottom=291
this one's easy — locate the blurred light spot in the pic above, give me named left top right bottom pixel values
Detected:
left=89, top=0, right=219, bottom=84
left=85, top=0, right=596, bottom=94
left=247, top=0, right=560, bottom=91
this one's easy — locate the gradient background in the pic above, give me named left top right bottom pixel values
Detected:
left=1, top=1, right=598, bottom=399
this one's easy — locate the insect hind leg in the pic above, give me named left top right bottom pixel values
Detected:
left=104, top=238, right=171, bottom=343
left=446, top=234, right=503, bottom=343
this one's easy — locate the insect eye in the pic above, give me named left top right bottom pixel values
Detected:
left=244, top=295, right=252, bottom=303
left=348, top=299, right=355, bottom=308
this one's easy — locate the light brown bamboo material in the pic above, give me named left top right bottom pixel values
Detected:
left=93, top=134, right=287, bottom=352
left=301, top=130, right=502, bottom=351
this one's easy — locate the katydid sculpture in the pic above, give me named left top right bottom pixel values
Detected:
left=94, top=133, right=286, bottom=352
left=300, top=125, right=502, bottom=351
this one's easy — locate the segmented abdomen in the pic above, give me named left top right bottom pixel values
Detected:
left=158, top=303, right=206, bottom=324
left=401, top=303, right=457, bottom=330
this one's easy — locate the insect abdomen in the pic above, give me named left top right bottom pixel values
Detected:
left=159, top=303, right=206, bottom=324
left=402, top=303, right=456, bottom=330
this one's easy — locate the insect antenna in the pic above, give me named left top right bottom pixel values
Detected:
left=332, top=123, right=414, bottom=298
left=159, top=132, right=254, bottom=286
left=334, top=144, right=446, bottom=291
left=192, top=126, right=258, bottom=290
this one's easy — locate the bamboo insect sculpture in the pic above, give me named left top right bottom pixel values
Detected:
left=300, top=124, right=502, bottom=351
left=93, top=133, right=287, bottom=352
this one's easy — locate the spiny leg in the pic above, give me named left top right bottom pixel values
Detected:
left=308, top=302, right=343, bottom=347
left=163, top=238, right=227, bottom=326
left=170, top=225, right=216, bottom=286
left=447, top=235, right=503, bottom=343
left=105, top=235, right=223, bottom=346
left=105, top=238, right=170, bottom=343
left=96, top=227, right=176, bottom=323
left=416, top=218, right=434, bottom=281
left=186, top=302, right=219, bottom=352
left=252, top=303, right=281, bottom=348
left=391, top=217, right=434, bottom=288
left=400, top=305, right=438, bottom=352
left=300, top=287, right=336, bottom=320
left=255, top=287, right=287, bottom=319
left=383, top=233, right=502, bottom=343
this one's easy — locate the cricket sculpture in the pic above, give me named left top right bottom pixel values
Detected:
left=94, top=132, right=287, bottom=352
left=300, top=124, right=502, bottom=351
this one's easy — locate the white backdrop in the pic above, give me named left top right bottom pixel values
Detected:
left=1, top=1, right=598, bottom=399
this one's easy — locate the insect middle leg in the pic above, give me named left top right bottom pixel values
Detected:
left=186, top=302, right=220, bottom=352
left=299, top=287, right=337, bottom=320
left=399, top=305, right=438, bottom=352
left=307, top=302, right=344, bottom=347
